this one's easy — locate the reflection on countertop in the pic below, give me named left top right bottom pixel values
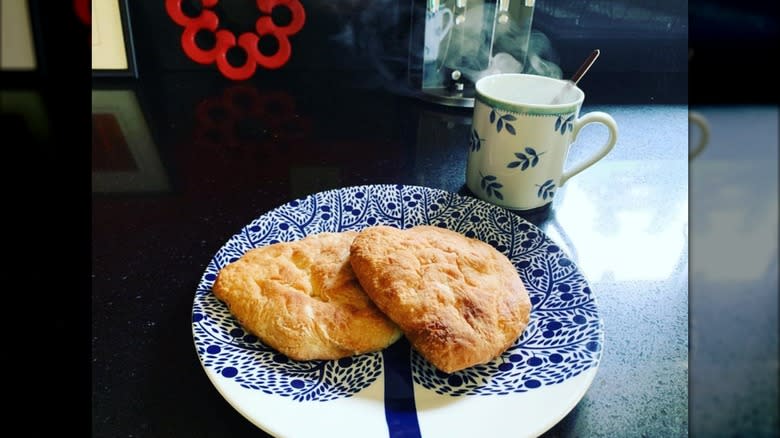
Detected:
left=90, top=77, right=698, bottom=438
left=1, top=89, right=48, bottom=145
left=688, top=106, right=779, bottom=438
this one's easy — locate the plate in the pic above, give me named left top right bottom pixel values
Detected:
left=192, top=184, right=603, bottom=437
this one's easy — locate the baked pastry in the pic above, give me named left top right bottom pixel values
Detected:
left=349, top=225, right=531, bottom=373
left=212, top=231, right=402, bottom=361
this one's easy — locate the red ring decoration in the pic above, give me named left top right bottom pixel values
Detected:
left=256, top=0, right=306, bottom=36
left=180, top=14, right=226, bottom=64
left=215, top=33, right=259, bottom=81
left=165, top=0, right=305, bottom=80
left=166, top=0, right=219, bottom=26
left=73, top=0, right=90, bottom=25
left=251, top=30, right=291, bottom=70
left=193, top=86, right=312, bottom=162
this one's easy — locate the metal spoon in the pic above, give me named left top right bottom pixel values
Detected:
left=550, top=49, right=600, bottom=104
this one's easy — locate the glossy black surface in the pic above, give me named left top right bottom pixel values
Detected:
left=4, top=0, right=777, bottom=436
left=88, top=64, right=693, bottom=436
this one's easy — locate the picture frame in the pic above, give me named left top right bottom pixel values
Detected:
left=92, top=0, right=138, bottom=78
left=0, top=0, right=46, bottom=77
left=92, top=89, right=169, bottom=193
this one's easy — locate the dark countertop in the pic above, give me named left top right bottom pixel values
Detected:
left=688, top=106, right=779, bottom=437
left=2, top=0, right=775, bottom=434
left=90, top=76, right=692, bottom=437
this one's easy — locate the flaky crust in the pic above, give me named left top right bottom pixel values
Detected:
left=212, top=231, right=402, bottom=361
left=349, top=225, right=531, bottom=373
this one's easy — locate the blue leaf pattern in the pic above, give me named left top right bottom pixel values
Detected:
left=479, top=173, right=504, bottom=200
left=536, top=179, right=556, bottom=200
left=555, top=114, right=575, bottom=135
left=469, top=128, right=483, bottom=152
left=488, top=107, right=517, bottom=135
left=194, top=185, right=601, bottom=402
left=507, top=147, right=544, bottom=171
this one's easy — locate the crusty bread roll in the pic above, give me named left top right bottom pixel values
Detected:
left=213, top=231, right=402, bottom=361
left=350, top=225, right=531, bottom=373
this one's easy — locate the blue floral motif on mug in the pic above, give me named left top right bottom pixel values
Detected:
left=478, top=173, right=504, bottom=200
left=489, top=108, right=517, bottom=135
left=536, top=179, right=556, bottom=200
left=555, top=114, right=575, bottom=135
left=507, top=147, right=545, bottom=171
left=470, top=128, right=483, bottom=152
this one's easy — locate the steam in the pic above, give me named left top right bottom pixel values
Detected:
left=457, top=30, right=562, bottom=84
left=322, top=1, right=562, bottom=93
left=323, top=0, right=410, bottom=86
left=449, top=3, right=562, bottom=83
left=524, top=31, right=563, bottom=78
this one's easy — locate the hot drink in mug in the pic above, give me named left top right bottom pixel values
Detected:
left=466, top=74, right=619, bottom=211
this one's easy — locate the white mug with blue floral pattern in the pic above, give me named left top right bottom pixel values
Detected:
left=466, top=73, right=618, bottom=211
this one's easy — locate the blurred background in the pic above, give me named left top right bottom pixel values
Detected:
left=3, top=0, right=775, bottom=435
left=688, top=1, right=779, bottom=437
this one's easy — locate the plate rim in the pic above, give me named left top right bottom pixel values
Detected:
left=192, top=183, right=605, bottom=437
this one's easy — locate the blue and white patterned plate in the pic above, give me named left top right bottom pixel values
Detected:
left=193, top=184, right=603, bottom=438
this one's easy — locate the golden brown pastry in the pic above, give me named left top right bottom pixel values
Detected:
left=349, top=225, right=531, bottom=373
left=212, top=231, right=402, bottom=361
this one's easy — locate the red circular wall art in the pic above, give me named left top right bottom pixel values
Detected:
left=74, top=0, right=90, bottom=25
left=165, top=0, right=306, bottom=80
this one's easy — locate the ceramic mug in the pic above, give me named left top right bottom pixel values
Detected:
left=466, top=74, right=618, bottom=211
left=424, top=8, right=453, bottom=62
left=688, top=111, right=710, bottom=160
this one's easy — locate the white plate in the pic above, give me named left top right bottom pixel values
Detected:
left=192, top=184, right=603, bottom=438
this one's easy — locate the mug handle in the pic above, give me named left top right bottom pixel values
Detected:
left=559, top=112, right=618, bottom=187
left=688, top=111, right=710, bottom=161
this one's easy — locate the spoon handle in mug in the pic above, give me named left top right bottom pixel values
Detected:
left=559, top=112, right=618, bottom=187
